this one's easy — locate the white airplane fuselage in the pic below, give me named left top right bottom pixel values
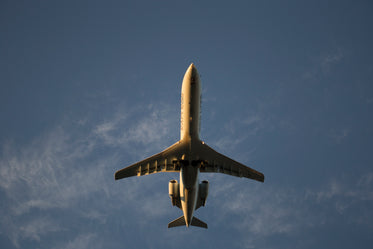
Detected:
left=179, top=64, right=201, bottom=226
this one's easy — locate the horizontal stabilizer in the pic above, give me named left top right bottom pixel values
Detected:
left=191, top=216, right=208, bottom=229
left=168, top=216, right=208, bottom=229
left=168, top=216, right=185, bottom=228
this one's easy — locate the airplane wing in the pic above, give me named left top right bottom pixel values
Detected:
left=115, top=141, right=186, bottom=180
left=198, top=143, right=264, bottom=182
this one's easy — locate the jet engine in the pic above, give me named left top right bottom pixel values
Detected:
left=168, top=180, right=180, bottom=206
left=198, top=180, right=209, bottom=207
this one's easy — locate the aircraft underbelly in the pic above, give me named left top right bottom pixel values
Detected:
left=180, top=166, right=199, bottom=226
left=180, top=64, right=201, bottom=140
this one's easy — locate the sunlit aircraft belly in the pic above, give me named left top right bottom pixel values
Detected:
left=180, top=165, right=199, bottom=226
left=180, top=64, right=201, bottom=141
left=179, top=64, right=202, bottom=226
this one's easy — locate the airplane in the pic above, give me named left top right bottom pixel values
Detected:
left=114, top=63, right=264, bottom=229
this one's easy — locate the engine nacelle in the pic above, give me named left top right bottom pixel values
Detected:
left=168, top=180, right=180, bottom=206
left=198, top=180, right=209, bottom=207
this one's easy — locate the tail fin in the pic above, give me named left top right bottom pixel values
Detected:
left=168, top=216, right=208, bottom=229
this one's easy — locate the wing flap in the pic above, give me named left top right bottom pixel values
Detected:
left=115, top=141, right=186, bottom=180
left=199, top=143, right=264, bottom=182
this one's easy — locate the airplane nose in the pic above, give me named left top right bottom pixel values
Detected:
left=189, top=63, right=198, bottom=76
left=186, top=63, right=199, bottom=83
left=182, top=63, right=200, bottom=89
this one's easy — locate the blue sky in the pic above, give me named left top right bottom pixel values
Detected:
left=1, top=0, right=373, bottom=248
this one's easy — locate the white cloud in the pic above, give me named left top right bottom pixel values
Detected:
left=314, top=178, right=342, bottom=201
left=315, top=174, right=373, bottom=203
left=328, top=128, right=349, bottom=144
left=207, top=172, right=373, bottom=247
left=0, top=126, right=103, bottom=214
left=212, top=182, right=303, bottom=236
left=0, top=127, right=98, bottom=247
left=1, top=98, right=372, bottom=249
left=80, top=210, right=107, bottom=224
left=1, top=216, right=63, bottom=248
left=19, top=217, right=62, bottom=242
left=321, top=51, right=344, bottom=72
left=302, top=49, right=345, bottom=81
left=358, top=172, right=373, bottom=186
left=53, top=234, right=98, bottom=249
left=0, top=102, right=179, bottom=248
left=93, top=103, right=178, bottom=157
left=207, top=112, right=271, bottom=162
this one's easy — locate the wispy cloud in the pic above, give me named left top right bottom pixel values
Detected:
left=0, top=126, right=109, bottom=214
left=93, top=103, right=178, bottom=157
left=207, top=172, right=373, bottom=247
left=0, top=102, right=177, bottom=248
left=1, top=98, right=372, bottom=249
left=52, top=234, right=99, bottom=249
left=0, top=126, right=101, bottom=247
left=328, top=128, right=349, bottom=144
left=208, top=112, right=272, bottom=161
left=302, top=49, right=345, bottom=81
left=321, top=51, right=344, bottom=72
left=2, top=215, right=63, bottom=248
left=19, top=217, right=62, bottom=242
